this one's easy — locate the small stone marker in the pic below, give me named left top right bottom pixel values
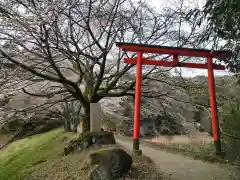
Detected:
left=90, top=103, right=104, bottom=132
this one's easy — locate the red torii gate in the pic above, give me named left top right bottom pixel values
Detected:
left=116, top=42, right=231, bottom=156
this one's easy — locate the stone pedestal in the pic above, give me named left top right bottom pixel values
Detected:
left=90, top=103, right=104, bottom=132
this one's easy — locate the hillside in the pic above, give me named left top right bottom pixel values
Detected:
left=0, top=128, right=162, bottom=180
left=0, top=68, right=238, bottom=136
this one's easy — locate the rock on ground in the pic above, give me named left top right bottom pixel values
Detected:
left=88, top=148, right=132, bottom=180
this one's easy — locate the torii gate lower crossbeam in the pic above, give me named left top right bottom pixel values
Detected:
left=116, top=42, right=232, bottom=156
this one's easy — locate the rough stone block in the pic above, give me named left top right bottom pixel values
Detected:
left=88, top=148, right=132, bottom=180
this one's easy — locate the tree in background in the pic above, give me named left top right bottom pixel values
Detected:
left=204, top=0, right=240, bottom=40
left=203, top=1, right=240, bottom=151
left=0, top=0, right=209, bottom=132
left=203, top=0, right=240, bottom=72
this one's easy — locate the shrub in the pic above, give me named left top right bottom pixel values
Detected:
left=0, top=118, right=25, bottom=135
left=0, top=112, right=65, bottom=147
left=220, top=103, right=240, bottom=136
left=54, top=101, right=83, bottom=132
left=220, top=102, right=240, bottom=161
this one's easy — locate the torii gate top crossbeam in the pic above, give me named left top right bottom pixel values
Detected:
left=116, top=42, right=231, bottom=59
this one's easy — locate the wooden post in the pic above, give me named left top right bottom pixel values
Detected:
left=207, top=56, right=222, bottom=155
left=133, top=52, right=143, bottom=155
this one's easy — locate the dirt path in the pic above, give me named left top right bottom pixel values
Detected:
left=115, top=135, right=239, bottom=180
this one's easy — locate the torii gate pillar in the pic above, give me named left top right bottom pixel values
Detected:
left=207, top=57, right=222, bottom=155
left=133, top=52, right=143, bottom=155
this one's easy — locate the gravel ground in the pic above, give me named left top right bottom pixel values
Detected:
left=116, top=135, right=240, bottom=180
left=27, top=145, right=163, bottom=180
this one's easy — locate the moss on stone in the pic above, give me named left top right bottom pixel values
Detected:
left=64, top=131, right=115, bottom=156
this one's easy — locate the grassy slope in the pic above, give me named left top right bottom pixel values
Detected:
left=0, top=128, right=78, bottom=180
left=0, top=129, right=164, bottom=180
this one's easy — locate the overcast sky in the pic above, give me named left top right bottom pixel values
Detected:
left=149, top=0, right=233, bottom=77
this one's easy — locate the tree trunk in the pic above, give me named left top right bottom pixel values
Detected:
left=64, top=121, right=71, bottom=132
left=82, top=105, right=91, bottom=132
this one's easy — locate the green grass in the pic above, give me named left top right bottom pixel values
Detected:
left=0, top=128, right=78, bottom=180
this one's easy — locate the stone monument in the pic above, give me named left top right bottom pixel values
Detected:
left=90, top=103, right=104, bottom=132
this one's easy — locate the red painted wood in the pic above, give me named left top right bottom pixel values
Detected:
left=117, top=42, right=227, bottom=153
left=124, top=58, right=225, bottom=70
left=120, top=45, right=226, bottom=58
left=207, top=57, right=220, bottom=142
left=173, top=54, right=179, bottom=63
left=133, top=52, right=142, bottom=141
